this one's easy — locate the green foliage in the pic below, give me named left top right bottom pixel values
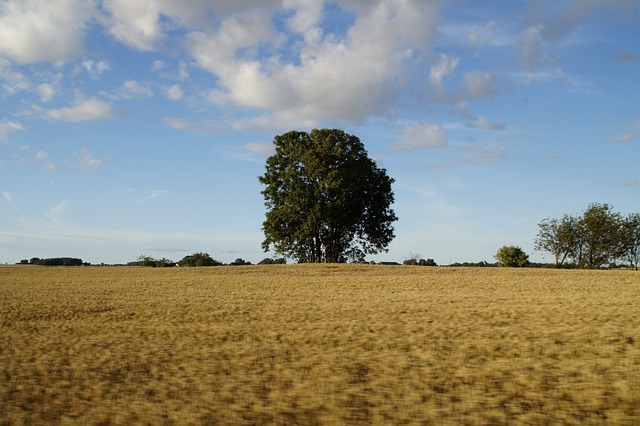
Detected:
left=178, top=252, right=222, bottom=267
left=535, top=214, right=579, bottom=267
left=494, top=246, right=529, bottom=267
left=535, top=203, right=633, bottom=269
left=403, top=255, right=437, bottom=266
left=230, top=258, right=252, bottom=266
left=25, top=257, right=84, bottom=266
left=258, top=257, right=287, bottom=265
left=620, top=213, right=640, bottom=270
left=133, top=255, right=176, bottom=267
left=259, top=129, right=397, bottom=263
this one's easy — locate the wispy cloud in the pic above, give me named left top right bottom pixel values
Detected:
left=164, top=117, right=222, bottom=132
left=44, top=200, right=68, bottom=221
left=609, top=133, right=635, bottom=143
left=624, top=180, right=638, bottom=187
left=0, top=119, right=23, bottom=142
left=2, top=191, right=21, bottom=213
left=392, top=122, right=448, bottom=150
left=116, top=80, right=154, bottom=99
left=165, top=84, right=183, bottom=100
left=244, top=142, right=274, bottom=155
left=468, top=116, right=506, bottom=131
left=73, top=149, right=104, bottom=171
left=137, top=190, right=167, bottom=203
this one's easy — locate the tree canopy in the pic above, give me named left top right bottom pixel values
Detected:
left=494, top=246, right=529, bottom=267
left=535, top=203, right=638, bottom=269
left=259, top=129, right=397, bottom=263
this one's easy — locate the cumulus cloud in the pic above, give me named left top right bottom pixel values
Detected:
left=75, top=59, right=110, bottom=78
left=0, top=119, right=24, bottom=142
left=101, top=0, right=165, bottom=51
left=0, top=0, right=94, bottom=63
left=186, top=0, right=439, bottom=124
left=45, top=96, right=114, bottom=122
left=393, top=122, right=448, bottom=150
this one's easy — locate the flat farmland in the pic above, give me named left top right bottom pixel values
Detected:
left=1, top=265, right=639, bottom=425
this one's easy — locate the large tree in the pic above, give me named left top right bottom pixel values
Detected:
left=259, top=129, right=397, bottom=263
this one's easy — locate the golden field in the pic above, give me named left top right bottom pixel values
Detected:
left=1, top=265, right=639, bottom=425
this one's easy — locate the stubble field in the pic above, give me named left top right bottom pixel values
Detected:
left=1, top=265, right=639, bottom=425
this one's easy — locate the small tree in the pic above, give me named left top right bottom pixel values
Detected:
left=621, top=213, right=640, bottom=270
left=494, top=246, right=529, bottom=267
left=258, top=257, right=287, bottom=265
left=535, top=214, right=579, bottom=267
left=179, top=252, right=222, bottom=267
left=580, top=203, right=622, bottom=268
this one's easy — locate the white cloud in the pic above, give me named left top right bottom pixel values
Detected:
left=393, top=122, right=448, bottom=150
left=165, top=84, right=183, bottom=101
left=75, top=59, right=110, bottom=78
left=0, top=0, right=94, bottom=63
left=0, top=120, right=24, bottom=142
left=38, top=83, right=56, bottom=102
left=36, top=150, right=48, bottom=160
left=429, top=53, right=459, bottom=102
left=101, top=0, right=165, bottom=51
left=45, top=96, right=114, bottom=122
left=187, top=0, right=439, bottom=124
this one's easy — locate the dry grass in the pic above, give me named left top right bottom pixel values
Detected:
left=1, top=265, right=639, bottom=425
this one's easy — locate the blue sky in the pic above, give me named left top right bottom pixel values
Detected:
left=1, top=0, right=639, bottom=265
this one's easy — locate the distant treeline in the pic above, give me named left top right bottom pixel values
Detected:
left=19, top=257, right=86, bottom=266
left=129, top=253, right=287, bottom=267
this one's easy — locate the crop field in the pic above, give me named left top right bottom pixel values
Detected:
left=1, top=265, right=639, bottom=425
